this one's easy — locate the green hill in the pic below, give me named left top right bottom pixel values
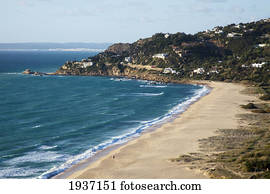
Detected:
left=57, top=18, right=270, bottom=86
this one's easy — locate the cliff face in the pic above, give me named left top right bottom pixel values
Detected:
left=56, top=63, right=182, bottom=83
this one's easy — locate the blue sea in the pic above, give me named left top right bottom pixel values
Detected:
left=0, top=51, right=209, bottom=178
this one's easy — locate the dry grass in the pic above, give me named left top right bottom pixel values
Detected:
left=171, top=86, right=270, bottom=179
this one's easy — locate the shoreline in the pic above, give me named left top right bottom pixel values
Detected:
left=52, top=81, right=211, bottom=179
left=55, top=81, right=255, bottom=179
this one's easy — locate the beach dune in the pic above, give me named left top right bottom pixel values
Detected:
left=60, top=82, right=255, bottom=179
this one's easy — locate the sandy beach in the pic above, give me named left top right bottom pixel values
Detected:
left=58, top=81, right=255, bottom=179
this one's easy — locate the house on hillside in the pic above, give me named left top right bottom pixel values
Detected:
left=74, top=61, right=93, bottom=68
left=164, top=33, right=170, bottom=38
left=251, top=62, right=265, bottom=68
left=163, top=68, right=176, bottom=74
left=152, top=53, right=168, bottom=60
left=193, top=68, right=205, bottom=74
left=81, top=62, right=93, bottom=68
left=124, top=57, right=132, bottom=63
left=257, top=44, right=268, bottom=48
left=227, top=32, right=242, bottom=38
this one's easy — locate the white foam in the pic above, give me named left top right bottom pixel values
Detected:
left=139, top=85, right=167, bottom=88
left=137, top=79, right=151, bottom=84
left=0, top=167, right=43, bottom=178
left=6, top=151, right=67, bottom=165
left=0, top=72, right=21, bottom=75
left=110, top=78, right=132, bottom=82
left=32, top=125, right=41, bottom=129
left=39, top=145, right=58, bottom=150
left=124, top=92, right=164, bottom=97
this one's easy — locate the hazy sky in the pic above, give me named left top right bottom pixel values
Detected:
left=1, top=0, right=270, bottom=43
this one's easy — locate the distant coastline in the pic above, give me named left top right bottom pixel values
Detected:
left=0, top=48, right=105, bottom=52
left=0, top=42, right=112, bottom=50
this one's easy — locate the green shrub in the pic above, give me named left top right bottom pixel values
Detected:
left=260, top=94, right=270, bottom=101
left=251, top=109, right=267, bottom=113
left=241, top=103, right=257, bottom=109
left=264, top=107, right=270, bottom=113
left=244, top=157, right=270, bottom=172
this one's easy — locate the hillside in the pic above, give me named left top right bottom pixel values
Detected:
left=56, top=18, right=270, bottom=86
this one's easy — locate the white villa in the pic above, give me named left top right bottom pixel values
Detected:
left=163, top=68, right=176, bottom=74
left=227, top=32, right=242, bottom=38
left=215, top=30, right=223, bottom=34
left=212, top=27, right=223, bottom=34
left=152, top=53, right=168, bottom=60
left=81, top=62, right=93, bottom=68
left=251, top=62, right=266, bottom=68
left=193, top=68, right=205, bottom=74
left=124, top=57, right=132, bottom=63
left=74, top=61, right=93, bottom=68
left=258, top=44, right=268, bottom=48
left=234, top=24, right=241, bottom=29
left=164, top=33, right=170, bottom=39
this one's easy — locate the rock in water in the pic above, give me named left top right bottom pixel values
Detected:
left=22, top=69, right=33, bottom=74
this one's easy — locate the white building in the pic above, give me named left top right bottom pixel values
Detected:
left=212, top=27, right=223, bottom=34
left=251, top=62, right=266, bottom=68
left=153, top=53, right=168, bottom=60
left=215, top=30, right=223, bottom=34
left=193, top=68, right=205, bottom=74
left=209, top=70, right=219, bottom=74
left=164, top=33, right=170, bottom=38
left=258, top=44, right=268, bottom=48
left=227, top=32, right=242, bottom=38
left=124, top=57, right=132, bottom=63
left=163, top=67, right=176, bottom=74
left=74, top=61, right=93, bottom=68
left=81, top=62, right=93, bottom=68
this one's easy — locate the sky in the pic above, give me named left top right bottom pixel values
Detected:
left=1, top=0, right=270, bottom=43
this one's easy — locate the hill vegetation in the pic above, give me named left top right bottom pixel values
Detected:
left=57, top=18, right=270, bottom=98
left=57, top=18, right=270, bottom=87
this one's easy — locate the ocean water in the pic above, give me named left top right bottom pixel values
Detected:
left=0, top=51, right=209, bottom=178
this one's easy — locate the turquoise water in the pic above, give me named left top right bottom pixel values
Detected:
left=0, top=51, right=209, bottom=178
